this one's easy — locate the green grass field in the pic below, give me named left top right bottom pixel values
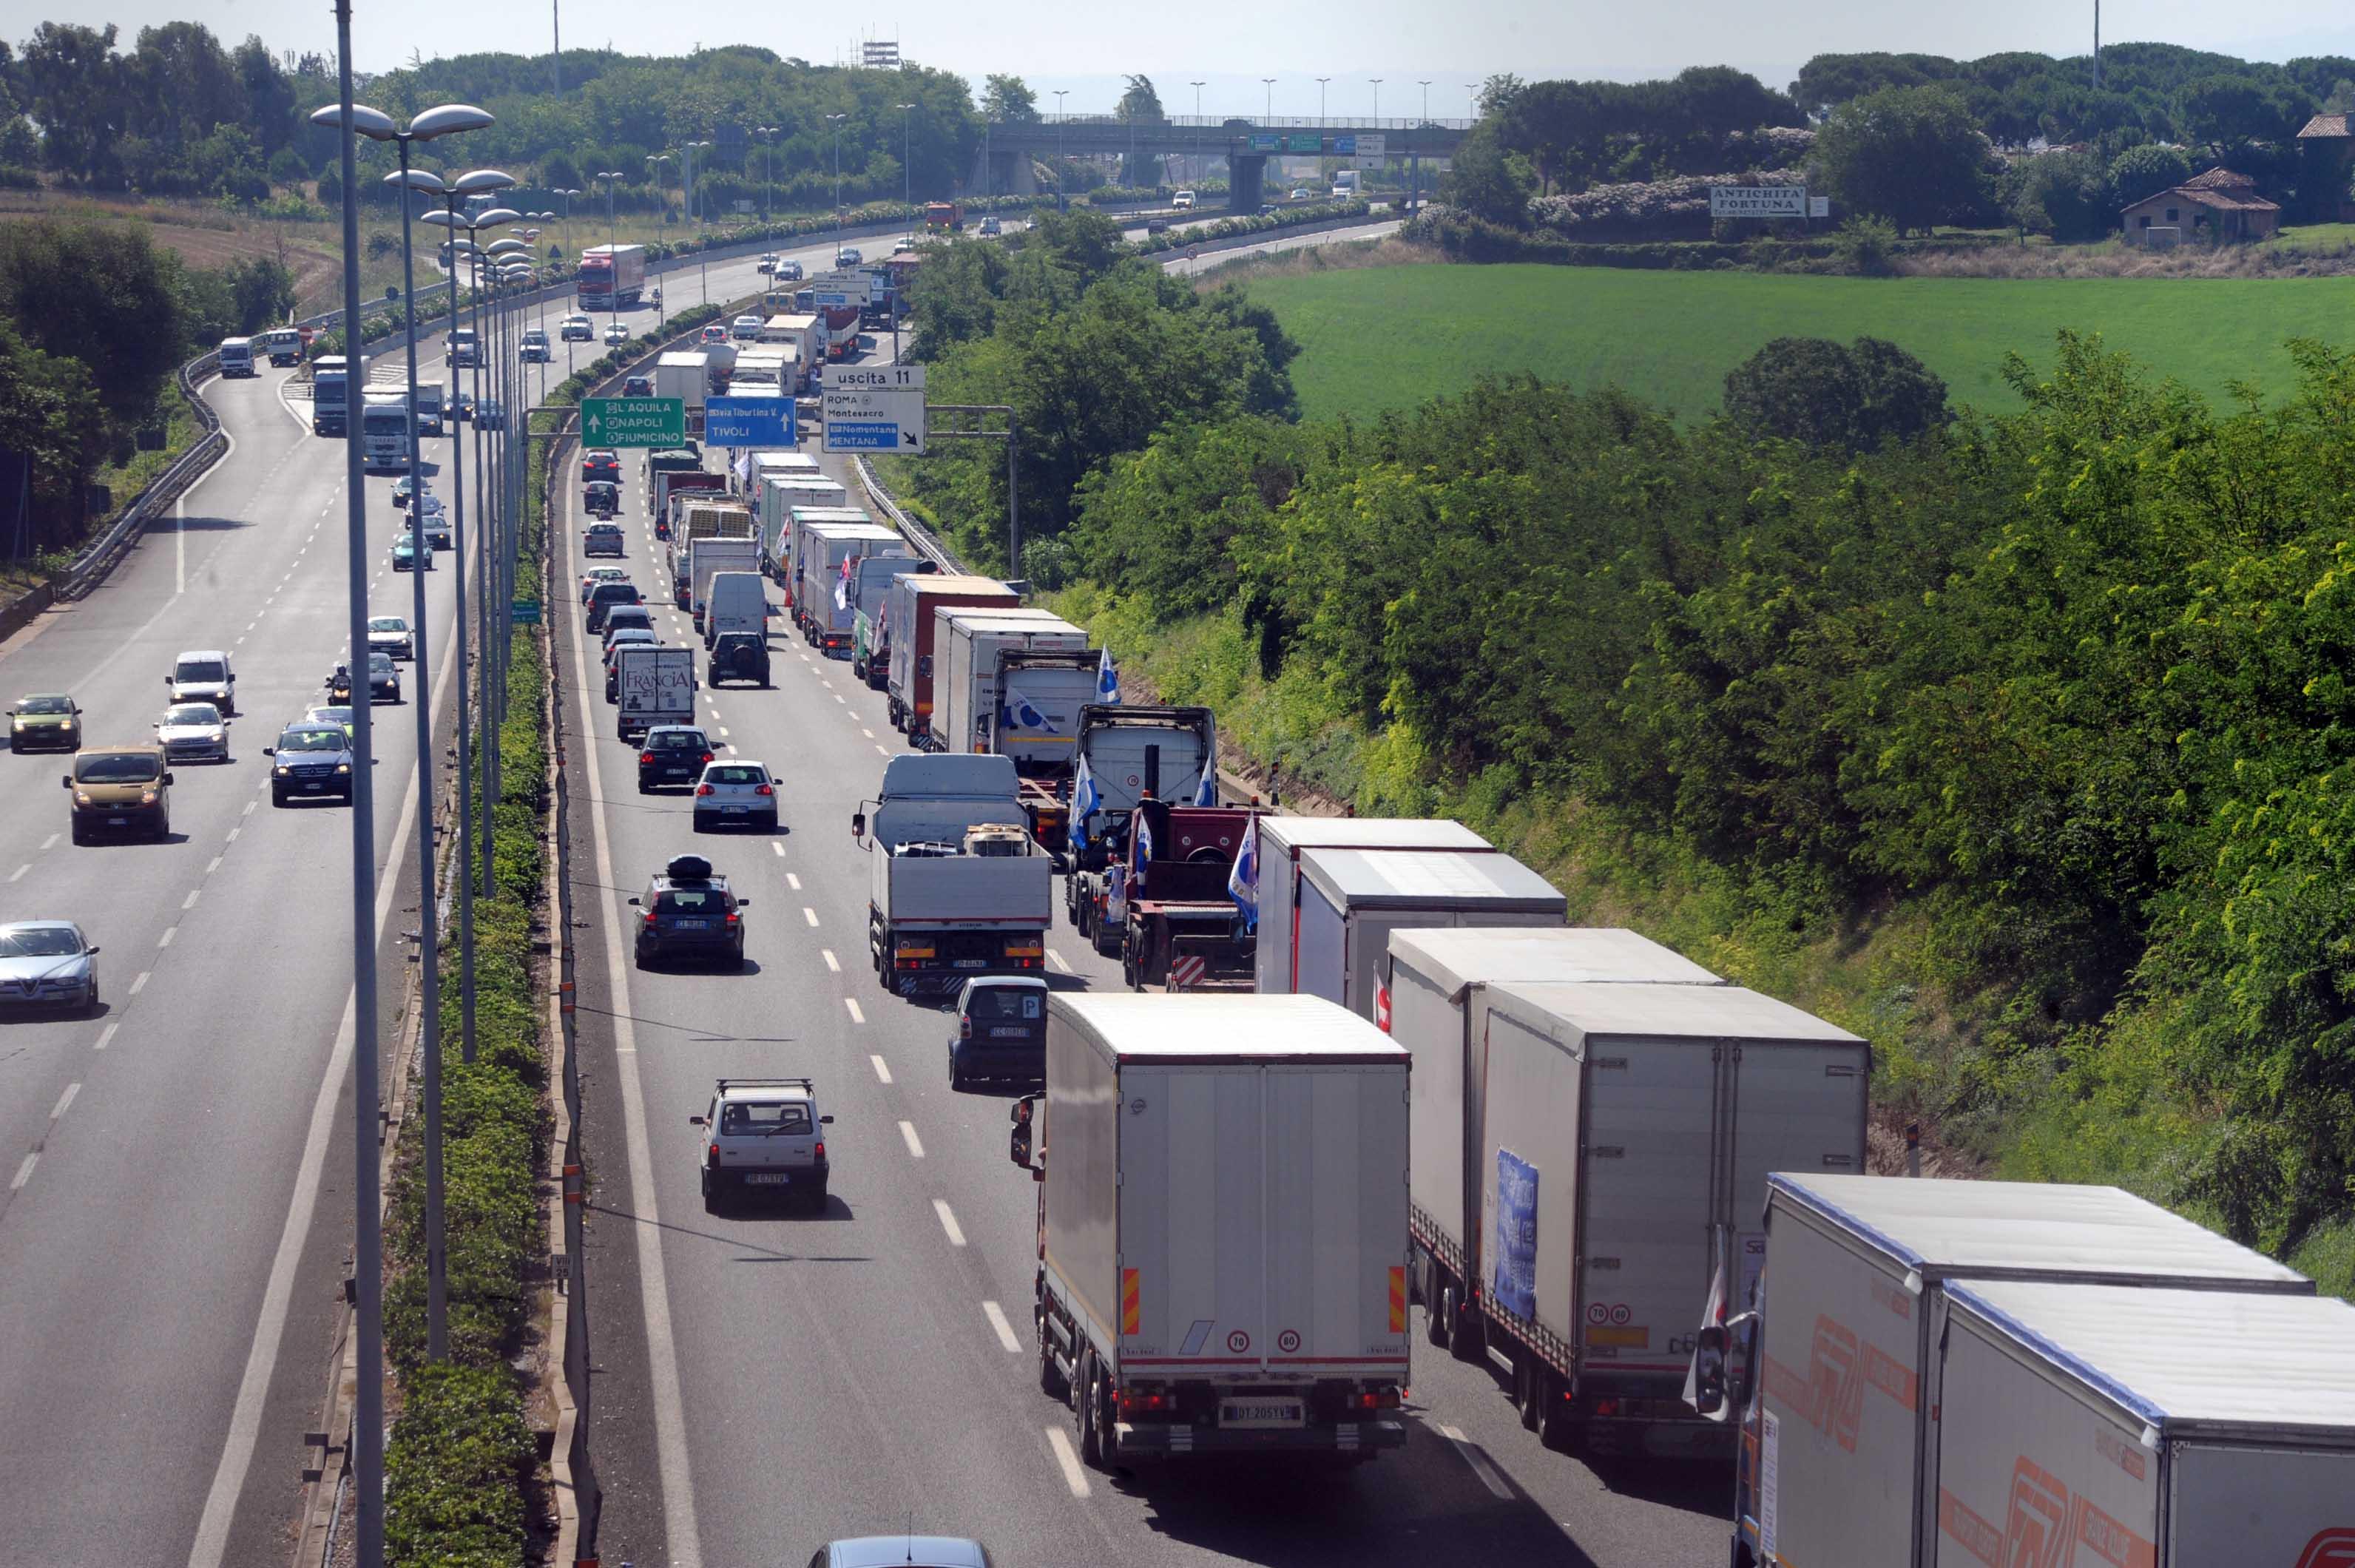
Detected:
left=1248, top=264, right=2355, bottom=423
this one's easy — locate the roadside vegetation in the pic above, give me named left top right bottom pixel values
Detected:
left=893, top=206, right=2355, bottom=1294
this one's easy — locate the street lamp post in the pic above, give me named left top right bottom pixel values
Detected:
left=685, top=138, right=712, bottom=232
left=756, top=125, right=779, bottom=218
left=1317, top=77, right=1330, bottom=125
left=897, top=102, right=914, bottom=217
left=645, top=154, right=673, bottom=329
left=1371, top=78, right=1382, bottom=124
left=1190, top=82, right=1205, bottom=184
left=827, top=113, right=848, bottom=250
left=596, top=169, right=624, bottom=340
left=1263, top=78, right=1275, bottom=123
left=352, top=102, right=493, bottom=1374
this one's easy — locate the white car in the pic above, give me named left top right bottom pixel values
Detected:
left=561, top=313, right=594, bottom=342
left=775, top=259, right=804, bottom=282
left=367, top=615, right=414, bottom=661
left=757, top=254, right=781, bottom=274
left=891, top=236, right=918, bottom=255
left=836, top=246, right=862, bottom=267
left=154, top=701, right=230, bottom=763
left=520, top=330, right=550, bottom=362
left=1171, top=190, right=1196, bottom=210
left=730, top=314, right=764, bottom=341
left=692, top=758, right=778, bottom=834
left=602, top=321, right=630, bottom=346
left=690, top=1077, right=831, bottom=1211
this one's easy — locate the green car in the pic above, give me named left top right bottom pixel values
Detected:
left=391, top=537, right=433, bottom=571
left=9, top=693, right=82, bottom=752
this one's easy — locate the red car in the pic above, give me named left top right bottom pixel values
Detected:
left=581, top=449, right=621, bottom=484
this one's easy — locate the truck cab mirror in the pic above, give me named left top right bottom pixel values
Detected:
left=1009, top=1095, right=1038, bottom=1171
left=1691, top=1324, right=1728, bottom=1416
left=850, top=811, right=865, bottom=840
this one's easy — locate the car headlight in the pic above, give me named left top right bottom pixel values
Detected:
left=140, top=790, right=158, bottom=805
left=74, top=791, right=92, bottom=805
left=336, top=763, right=351, bottom=774
left=274, top=765, right=291, bottom=776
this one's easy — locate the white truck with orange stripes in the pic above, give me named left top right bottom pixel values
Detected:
left=1011, top=993, right=1411, bottom=1470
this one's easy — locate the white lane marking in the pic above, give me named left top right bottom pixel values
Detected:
left=186, top=570, right=461, bottom=1568
left=226, top=827, right=240, bottom=843
left=898, top=1121, right=925, bottom=1159
left=182, top=889, right=200, bottom=910
left=558, top=532, right=706, bottom=1568
left=129, top=972, right=150, bottom=996
left=982, top=1300, right=1024, bottom=1354
left=92, top=1022, right=119, bottom=1051
left=834, top=693, right=845, bottom=704
left=770, top=841, right=784, bottom=856
left=862, top=729, right=875, bottom=738
left=870, top=1054, right=892, bottom=1084
left=802, top=907, right=819, bottom=927
left=1045, top=1427, right=1092, bottom=1498
left=822, top=949, right=839, bottom=973
left=242, top=800, right=256, bottom=816
left=785, top=873, right=800, bottom=891
left=1439, top=1424, right=1516, bottom=1498
left=933, top=1198, right=967, bottom=1246
left=176, top=497, right=185, bottom=595
left=49, top=1082, right=80, bottom=1122
left=875, top=744, right=889, bottom=757
left=206, top=856, right=223, bottom=874
left=157, top=927, right=176, bottom=949
left=716, top=726, right=729, bottom=738
left=9, top=1154, right=35, bottom=1192
left=40, top=834, right=57, bottom=851
left=1047, top=949, right=1073, bottom=974
left=6, top=865, right=24, bottom=883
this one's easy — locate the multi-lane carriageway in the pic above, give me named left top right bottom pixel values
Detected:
left=0, top=220, right=1712, bottom=1568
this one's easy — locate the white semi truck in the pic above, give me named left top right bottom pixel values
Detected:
left=1013, top=993, right=1413, bottom=1470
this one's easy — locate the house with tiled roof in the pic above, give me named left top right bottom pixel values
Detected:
left=2297, top=113, right=2354, bottom=222
left=2120, top=166, right=2280, bottom=246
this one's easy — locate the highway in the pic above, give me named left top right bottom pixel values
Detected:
left=0, top=209, right=1621, bottom=1567
left=550, top=255, right=1727, bottom=1564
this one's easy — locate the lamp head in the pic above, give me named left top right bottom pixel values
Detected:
left=409, top=103, right=494, bottom=141
left=311, top=103, right=398, bottom=141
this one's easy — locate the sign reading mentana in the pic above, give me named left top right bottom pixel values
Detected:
left=1709, top=185, right=1809, bottom=218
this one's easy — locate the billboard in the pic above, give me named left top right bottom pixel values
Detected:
left=1709, top=185, right=1809, bottom=217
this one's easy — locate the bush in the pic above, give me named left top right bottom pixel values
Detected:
left=385, top=1363, right=537, bottom=1567
left=1827, top=214, right=1900, bottom=274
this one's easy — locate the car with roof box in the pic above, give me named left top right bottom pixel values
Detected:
left=64, top=745, right=172, bottom=842
left=266, top=722, right=357, bottom=805
left=629, top=853, right=750, bottom=969
left=690, top=1075, right=831, bottom=1211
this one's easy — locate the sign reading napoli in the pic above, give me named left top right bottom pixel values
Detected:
left=1709, top=185, right=1809, bottom=218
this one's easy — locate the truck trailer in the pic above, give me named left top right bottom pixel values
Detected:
left=1243, top=817, right=1496, bottom=998
left=1716, top=1173, right=2314, bottom=1568
left=848, top=555, right=933, bottom=683
left=884, top=576, right=1021, bottom=734
left=794, top=521, right=907, bottom=651
left=655, top=352, right=709, bottom=434
left=613, top=645, right=695, bottom=741
left=1016, top=993, right=1412, bottom=1471
left=578, top=243, right=648, bottom=310
left=928, top=609, right=1090, bottom=756
left=853, top=754, right=1050, bottom=995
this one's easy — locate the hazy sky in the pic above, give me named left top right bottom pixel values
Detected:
left=7, top=0, right=2351, bottom=108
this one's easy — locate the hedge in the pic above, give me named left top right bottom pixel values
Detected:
left=1129, top=199, right=1371, bottom=256
left=379, top=304, right=725, bottom=1567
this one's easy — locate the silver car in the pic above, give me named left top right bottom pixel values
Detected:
left=692, top=759, right=779, bottom=834
left=0, top=920, right=101, bottom=1016
left=155, top=700, right=231, bottom=763
left=368, top=615, right=414, bottom=661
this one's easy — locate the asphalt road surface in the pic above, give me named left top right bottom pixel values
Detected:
left=552, top=359, right=1729, bottom=1565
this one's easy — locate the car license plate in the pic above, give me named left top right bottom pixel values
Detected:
left=742, top=1172, right=789, bottom=1185
left=723, top=805, right=747, bottom=814
left=304, top=783, right=322, bottom=792
left=672, top=919, right=707, bottom=930
left=108, top=816, right=127, bottom=826
left=990, top=1026, right=1030, bottom=1038
left=1220, top=1399, right=1303, bottom=1429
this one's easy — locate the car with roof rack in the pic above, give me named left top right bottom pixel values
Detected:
left=690, top=1074, right=831, bottom=1212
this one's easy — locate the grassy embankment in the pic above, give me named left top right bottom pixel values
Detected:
left=1246, top=262, right=2355, bottom=422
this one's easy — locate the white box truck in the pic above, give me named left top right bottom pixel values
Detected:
left=1925, top=1281, right=2355, bottom=1568
left=613, top=645, right=695, bottom=740
left=689, top=535, right=763, bottom=632
left=1276, top=847, right=1568, bottom=1019
left=1245, top=817, right=1496, bottom=996
left=1715, top=1173, right=2314, bottom=1568
left=1014, top=993, right=1413, bottom=1470
left=1474, top=982, right=1868, bottom=1456
left=774, top=487, right=857, bottom=587
left=794, top=521, right=908, bottom=652
left=1383, top=927, right=1725, bottom=1361
left=851, top=754, right=1049, bottom=994
left=930, top=609, right=1090, bottom=755
left=655, top=351, right=709, bottom=432
left=702, top=570, right=768, bottom=651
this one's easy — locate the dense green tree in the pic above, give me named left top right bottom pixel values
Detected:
left=1722, top=336, right=1950, bottom=452
left=1442, top=122, right=1536, bottom=226
left=0, top=317, right=108, bottom=552
left=2177, top=73, right=2303, bottom=153
left=2011, top=147, right=2112, bottom=240
left=2106, top=141, right=2192, bottom=209
left=982, top=73, right=1038, bottom=123
left=0, top=219, right=184, bottom=428
left=19, top=21, right=124, bottom=183
left=1811, top=86, right=1990, bottom=233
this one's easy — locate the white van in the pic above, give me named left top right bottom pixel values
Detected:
left=1171, top=190, right=1196, bottom=210
left=703, top=571, right=768, bottom=650
left=217, top=337, right=255, bottom=377
left=167, top=649, right=237, bottom=714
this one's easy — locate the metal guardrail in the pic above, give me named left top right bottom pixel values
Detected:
left=850, top=456, right=961, bottom=572
left=57, top=350, right=230, bottom=600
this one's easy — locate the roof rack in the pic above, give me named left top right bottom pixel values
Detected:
left=716, top=1076, right=814, bottom=1092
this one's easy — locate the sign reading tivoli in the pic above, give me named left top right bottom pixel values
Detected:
left=579, top=396, right=686, bottom=447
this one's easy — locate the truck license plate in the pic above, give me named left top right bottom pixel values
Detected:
left=1219, top=1399, right=1303, bottom=1429
left=953, top=958, right=987, bottom=969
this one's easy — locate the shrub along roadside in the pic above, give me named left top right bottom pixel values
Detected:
left=378, top=300, right=725, bottom=1564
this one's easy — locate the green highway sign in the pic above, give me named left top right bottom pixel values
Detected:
left=510, top=600, right=542, bottom=624
left=579, top=396, right=684, bottom=447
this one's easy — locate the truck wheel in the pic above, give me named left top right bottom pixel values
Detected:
left=1449, top=1293, right=1484, bottom=1363
left=1516, top=1356, right=1543, bottom=1432
left=1077, top=1351, right=1104, bottom=1468
left=1428, top=1283, right=1454, bottom=1349
left=1538, top=1379, right=1577, bottom=1453
left=1038, top=1315, right=1068, bottom=1401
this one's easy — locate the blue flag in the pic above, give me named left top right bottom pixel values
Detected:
left=1228, top=815, right=1259, bottom=930
left=1095, top=647, right=1120, bottom=706
left=1135, top=809, right=1154, bottom=870
left=1071, top=751, right=1100, bottom=848
left=1192, top=769, right=1218, bottom=807
left=1004, top=688, right=1053, bottom=733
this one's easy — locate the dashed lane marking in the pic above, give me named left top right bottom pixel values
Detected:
left=845, top=998, right=865, bottom=1024
left=870, top=1054, right=891, bottom=1084
left=803, top=907, right=818, bottom=927
left=899, top=1121, right=925, bottom=1159
left=129, top=972, right=149, bottom=996
left=932, top=1198, right=967, bottom=1246
left=1045, top=1427, right=1092, bottom=1498
left=982, top=1300, right=1023, bottom=1354
left=1439, top=1425, right=1516, bottom=1498
left=785, top=873, right=801, bottom=891
left=9, top=1154, right=36, bottom=1192
left=1047, top=950, right=1073, bottom=974
left=92, top=1023, right=118, bottom=1052
left=49, top=1082, right=79, bottom=1122
left=822, top=949, right=839, bottom=973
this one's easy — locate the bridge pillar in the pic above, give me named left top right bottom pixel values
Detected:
left=1229, top=155, right=1267, bottom=213
left=970, top=146, right=1038, bottom=198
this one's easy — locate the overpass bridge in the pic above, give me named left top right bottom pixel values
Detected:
left=976, top=114, right=1473, bottom=209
